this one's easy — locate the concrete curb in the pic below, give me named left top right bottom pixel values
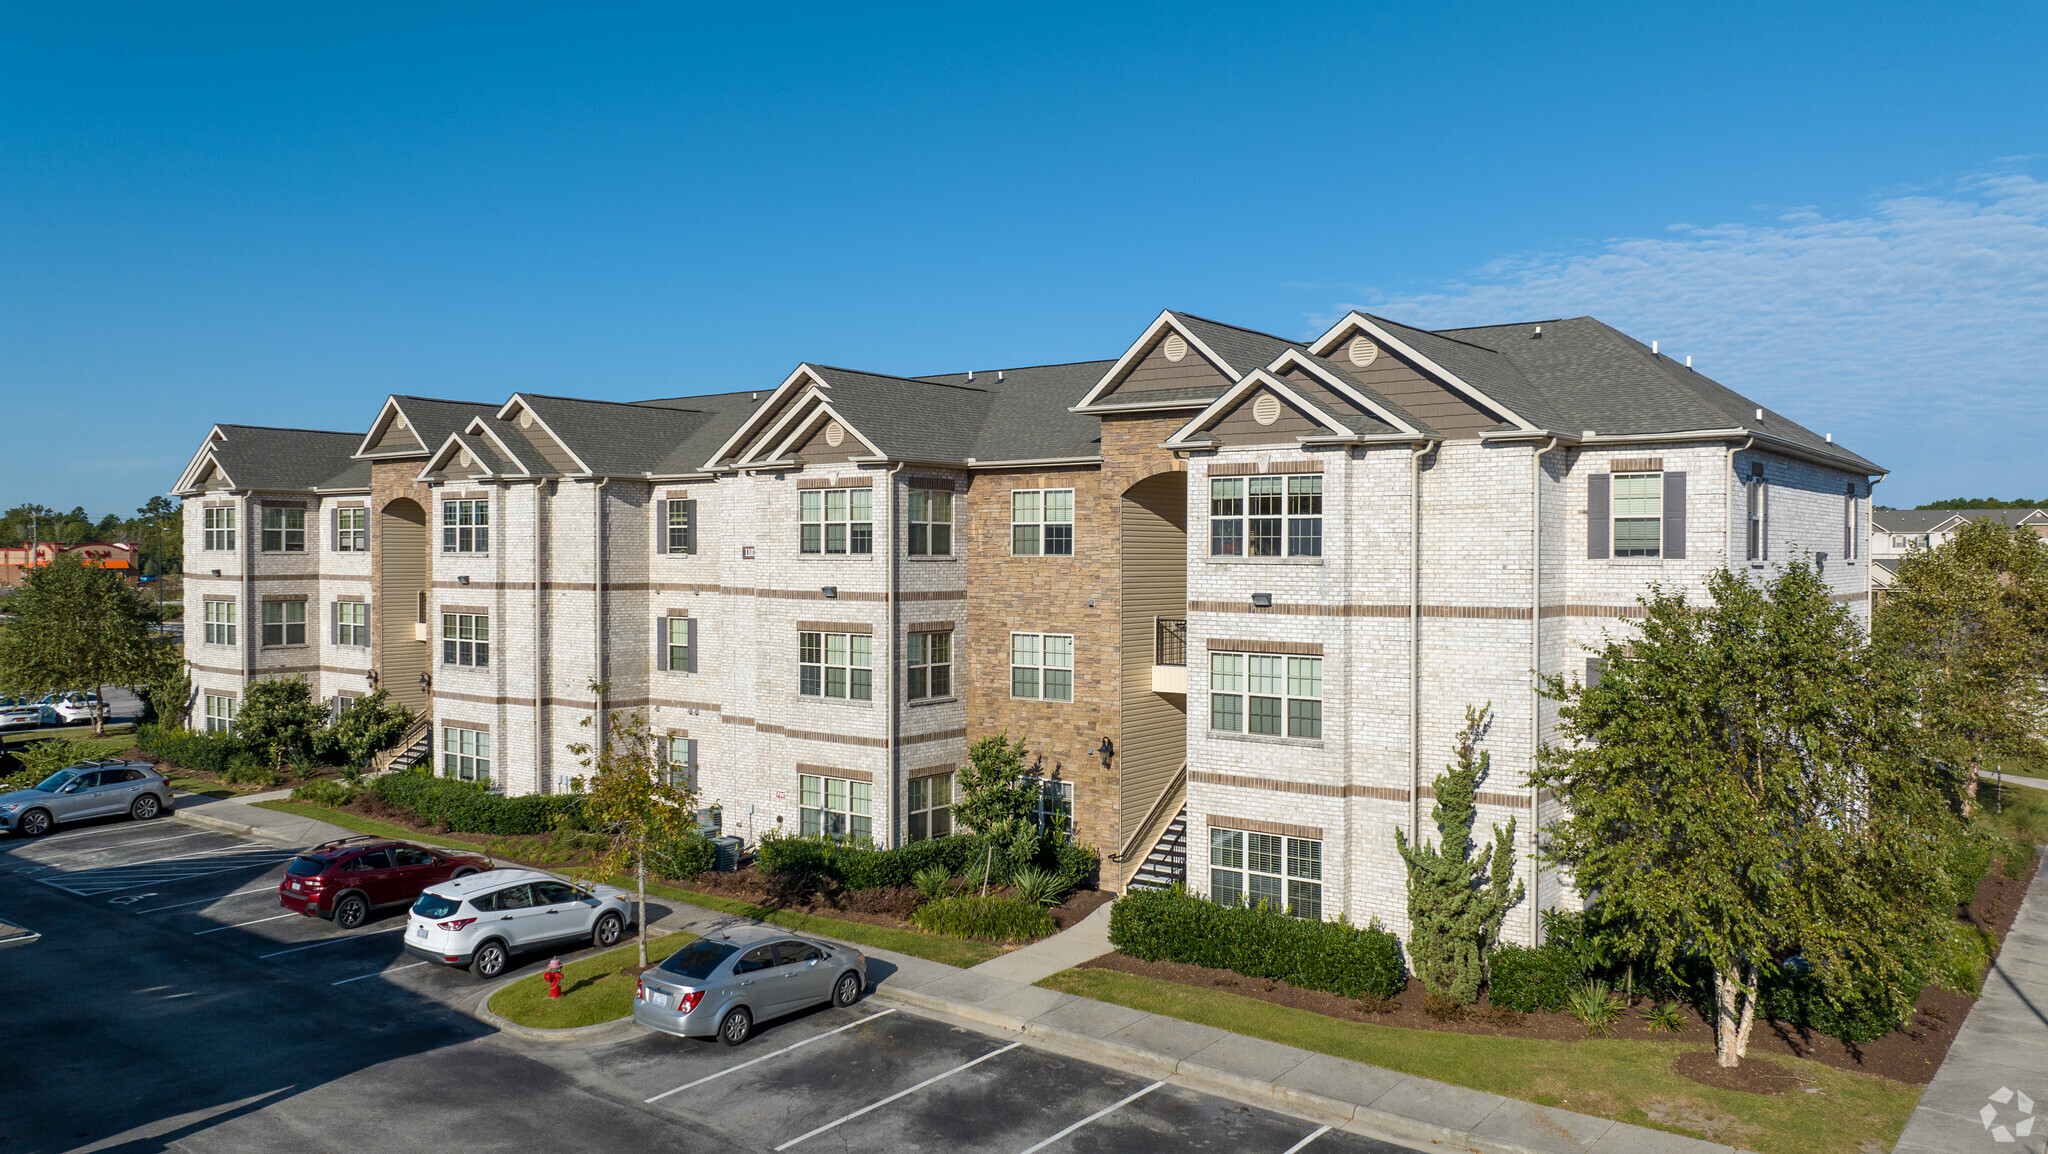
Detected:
left=169, top=806, right=306, bottom=847
left=457, top=928, right=682, bottom=1044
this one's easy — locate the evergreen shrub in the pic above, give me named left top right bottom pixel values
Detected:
left=911, top=894, right=1056, bottom=942
left=1487, top=943, right=1586, bottom=1012
left=1109, top=886, right=1406, bottom=999
left=369, top=770, right=581, bottom=835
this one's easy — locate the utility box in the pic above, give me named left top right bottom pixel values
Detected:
left=711, top=836, right=743, bottom=872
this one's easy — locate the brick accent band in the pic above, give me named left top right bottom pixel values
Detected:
left=796, top=477, right=874, bottom=489
left=1208, top=461, right=1325, bottom=477
left=1205, top=638, right=1324, bottom=655
left=1206, top=813, right=1326, bottom=841
left=906, top=762, right=958, bottom=779
left=1609, top=457, right=1663, bottom=472
left=1191, top=599, right=1651, bottom=620
left=797, top=620, right=875, bottom=634
left=797, top=763, right=874, bottom=783
left=1191, top=769, right=1408, bottom=802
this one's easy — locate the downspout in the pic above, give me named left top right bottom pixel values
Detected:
left=1408, top=442, right=1434, bottom=845
left=1529, top=437, right=1561, bottom=947
left=886, top=461, right=907, bottom=846
left=534, top=480, right=547, bottom=792
left=593, top=478, right=609, bottom=760
left=241, top=494, right=253, bottom=683
left=1728, top=436, right=1753, bottom=569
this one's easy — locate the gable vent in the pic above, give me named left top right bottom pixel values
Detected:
left=1252, top=393, right=1282, bottom=426
left=824, top=421, right=845, bottom=447
left=1347, top=335, right=1380, bottom=368
left=459, top=449, right=475, bottom=468
left=519, top=411, right=534, bottom=430
left=1162, top=333, right=1188, bottom=362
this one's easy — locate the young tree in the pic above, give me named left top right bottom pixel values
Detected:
left=328, top=690, right=410, bottom=767
left=0, top=553, right=161, bottom=735
left=1536, top=563, right=1967, bottom=1067
left=953, top=732, right=1045, bottom=863
left=568, top=688, right=698, bottom=968
left=1395, top=705, right=1523, bottom=1004
left=1874, top=518, right=2048, bottom=774
left=236, top=676, right=323, bottom=772
left=148, top=666, right=194, bottom=729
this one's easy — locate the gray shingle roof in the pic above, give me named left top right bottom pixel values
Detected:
left=364, top=397, right=499, bottom=458
left=1870, top=509, right=1961, bottom=534
left=206, top=426, right=369, bottom=492
left=915, top=362, right=1112, bottom=461
left=1170, top=313, right=1302, bottom=377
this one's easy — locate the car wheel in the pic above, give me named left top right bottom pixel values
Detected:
left=832, top=971, right=863, bottom=1007
left=130, top=794, right=161, bottom=821
left=450, top=866, right=478, bottom=879
left=719, top=1006, right=752, bottom=1047
left=471, top=939, right=509, bottom=981
left=334, top=893, right=370, bottom=930
left=592, top=912, right=623, bottom=949
left=17, top=809, right=52, bottom=837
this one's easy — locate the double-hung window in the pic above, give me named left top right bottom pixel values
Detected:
left=1843, top=484, right=1859, bottom=561
left=261, top=507, right=304, bottom=552
left=334, top=601, right=368, bottom=647
left=203, top=600, right=235, bottom=646
left=1031, top=779, right=1074, bottom=839
left=442, top=726, right=490, bottom=783
left=202, top=507, right=235, bottom=551
left=443, top=499, right=488, bottom=553
left=1210, top=652, right=1322, bottom=738
left=906, top=630, right=952, bottom=700
left=335, top=507, right=367, bottom=552
left=799, top=488, right=873, bottom=555
left=1209, top=476, right=1322, bottom=557
left=442, top=613, right=489, bottom=667
left=261, top=601, right=305, bottom=647
left=662, top=617, right=693, bottom=672
left=1286, top=476, right=1323, bottom=556
left=1209, top=829, right=1322, bottom=919
left=1747, top=474, right=1767, bottom=561
left=1011, top=489, right=1074, bottom=556
left=799, top=631, right=872, bottom=700
left=654, top=736, right=698, bottom=790
left=908, top=489, right=953, bottom=556
left=204, top=694, right=237, bottom=734
left=1612, top=473, right=1662, bottom=558
left=663, top=499, right=694, bottom=554
left=799, top=773, right=871, bottom=843
left=907, top=772, right=953, bottom=840
left=1010, top=633, right=1073, bottom=702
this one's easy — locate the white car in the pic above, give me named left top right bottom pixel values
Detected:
left=0, top=697, right=39, bottom=731
left=37, top=692, right=108, bottom=726
left=403, top=868, right=633, bottom=980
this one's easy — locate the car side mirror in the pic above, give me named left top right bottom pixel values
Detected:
left=61, top=782, right=80, bottom=793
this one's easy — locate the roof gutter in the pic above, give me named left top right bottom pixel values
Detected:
left=1554, top=427, right=1884, bottom=478
left=964, top=455, right=1104, bottom=470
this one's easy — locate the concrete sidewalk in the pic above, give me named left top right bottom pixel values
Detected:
left=1979, top=770, right=2048, bottom=794
left=962, top=895, right=1117, bottom=985
left=170, top=788, right=357, bottom=847
left=1894, top=850, right=2048, bottom=1153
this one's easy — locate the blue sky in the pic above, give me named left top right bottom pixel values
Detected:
left=3, top=2, right=2044, bottom=514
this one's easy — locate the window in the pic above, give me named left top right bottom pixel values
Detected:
left=663, top=617, right=692, bottom=672
left=664, top=499, right=694, bottom=554
left=442, top=613, right=489, bottom=667
left=1209, top=476, right=1321, bottom=557
left=799, top=488, right=873, bottom=555
left=906, top=630, right=952, bottom=700
left=799, top=631, right=872, bottom=700
left=261, top=507, right=305, bottom=552
left=1011, top=489, right=1074, bottom=556
left=1010, top=633, right=1073, bottom=702
left=442, top=726, right=490, bottom=782
left=1210, top=652, right=1322, bottom=738
left=335, top=601, right=368, bottom=647
left=335, top=507, right=367, bottom=552
left=1612, top=472, right=1662, bottom=558
left=1209, top=829, right=1322, bottom=919
left=202, top=507, right=235, bottom=551
left=204, top=694, right=236, bottom=734
left=442, top=499, right=489, bottom=553
left=654, top=736, right=697, bottom=790
left=907, top=773, right=953, bottom=840
left=203, top=600, right=235, bottom=646
left=908, top=489, right=953, bottom=556
left=1844, top=484, right=1859, bottom=561
left=1031, top=779, right=1074, bottom=839
left=1891, top=534, right=1907, bottom=550
left=1747, top=471, right=1767, bottom=561
left=261, top=601, right=306, bottom=647
left=799, top=773, right=871, bottom=843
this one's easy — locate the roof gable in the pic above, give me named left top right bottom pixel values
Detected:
left=1164, top=369, right=1368, bottom=450
left=1310, top=313, right=1537, bottom=434
left=1073, top=311, right=1299, bottom=413
left=494, top=396, right=590, bottom=474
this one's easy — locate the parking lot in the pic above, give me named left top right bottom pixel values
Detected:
left=2, top=815, right=1422, bottom=1154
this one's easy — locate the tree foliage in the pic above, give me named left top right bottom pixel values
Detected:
left=1874, top=518, right=2048, bottom=774
left=148, top=665, right=194, bottom=729
left=1395, top=704, right=1524, bottom=1005
left=1, top=499, right=184, bottom=574
left=953, top=732, right=1046, bottom=862
left=1914, top=498, right=2043, bottom=510
left=0, top=553, right=164, bottom=734
left=1535, top=563, right=1968, bottom=1067
left=567, top=687, right=698, bottom=967
left=327, top=690, right=411, bottom=768
left=236, top=676, right=323, bottom=771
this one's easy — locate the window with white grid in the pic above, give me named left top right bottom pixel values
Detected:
left=800, top=631, right=871, bottom=700
left=442, top=613, right=489, bottom=667
left=799, top=488, right=873, bottom=555
left=1612, top=472, right=1662, bottom=558
left=442, top=499, right=489, bottom=553
left=261, top=507, right=304, bottom=552
left=334, top=601, right=368, bottom=647
left=203, top=600, right=235, bottom=646
left=442, top=726, right=490, bottom=783
left=908, top=489, right=953, bottom=556
left=907, top=772, right=953, bottom=841
left=906, top=630, right=952, bottom=700
left=335, top=507, right=367, bottom=552
left=204, top=694, right=237, bottom=734
left=1011, top=489, right=1074, bottom=556
left=799, top=773, right=871, bottom=843
left=1209, top=652, right=1321, bottom=738
left=1010, top=633, right=1073, bottom=702
left=202, top=507, right=234, bottom=551
left=1209, top=829, right=1322, bottom=919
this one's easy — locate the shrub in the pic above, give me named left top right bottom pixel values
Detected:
left=757, top=833, right=990, bottom=891
left=649, top=830, right=718, bottom=880
left=1487, top=943, right=1585, bottom=1012
left=1009, top=865, right=1064, bottom=907
left=134, top=723, right=249, bottom=774
left=1761, top=961, right=1916, bottom=1044
left=1566, top=979, right=1626, bottom=1036
left=1110, top=885, right=1406, bottom=1000
left=912, top=865, right=951, bottom=900
left=291, top=779, right=360, bottom=807
left=369, top=769, right=582, bottom=835
left=1642, top=1001, right=1687, bottom=1033
left=911, top=894, right=1056, bottom=942
left=221, top=753, right=281, bottom=787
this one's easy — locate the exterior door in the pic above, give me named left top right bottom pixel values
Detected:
left=773, top=940, right=835, bottom=1009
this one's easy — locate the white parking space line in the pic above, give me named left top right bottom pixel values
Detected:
left=258, top=926, right=403, bottom=958
left=194, top=912, right=299, bottom=935
left=39, top=853, right=299, bottom=896
left=1015, top=1079, right=1167, bottom=1154
left=1280, top=1125, right=1334, bottom=1154
left=644, top=1008, right=899, bottom=1103
left=332, top=961, right=431, bottom=986
left=773, top=1042, right=1023, bottom=1150
left=20, top=829, right=213, bottom=863
left=138, top=886, right=279, bottom=913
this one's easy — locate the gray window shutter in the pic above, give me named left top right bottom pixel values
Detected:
left=683, top=500, right=697, bottom=555
left=1587, top=474, right=1610, bottom=559
left=685, top=738, right=698, bottom=791
left=1585, top=657, right=1605, bottom=687
left=655, top=616, right=668, bottom=671
left=685, top=617, right=698, bottom=673
left=1662, top=471, right=1686, bottom=559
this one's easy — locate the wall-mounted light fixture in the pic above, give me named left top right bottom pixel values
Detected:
left=418, top=672, right=432, bottom=692
left=821, top=586, right=838, bottom=599
left=1251, top=592, right=1273, bottom=608
left=366, top=670, right=379, bottom=687
left=1097, top=737, right=1115, bottom=769
left=457, top=574, right=470, bottom=586
left=211, top=569, right=221, bottom=577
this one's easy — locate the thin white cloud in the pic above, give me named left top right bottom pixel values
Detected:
left=1327, top=172, right=2048, bottom=503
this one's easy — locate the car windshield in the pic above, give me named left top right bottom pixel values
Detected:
left=286, top=856, right=330, bottom=877
left=413, top=893, right=462, bottom=920
left=31, top=769, right=78, bottom=793
left=657, top=939, right=741, bottom=981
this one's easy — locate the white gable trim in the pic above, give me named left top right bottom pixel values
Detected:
left=416, top=433, right=496, bottom=483
left=764, top=399, right=884, bottom=465
left=1162, top=369, right=1356, bottom=449
left=1265, top=349, right=1423, bottom=436
left=699, top=364, right=830, bottom=470
left=1309, top=312, right=1539, bottom=433
left=173, top=425, right=235, bottom=494
left=735, top=384, right=837, bottom=467
left=494, top=395, right=594, bottom=475
left=1071, top=311, right=1242, bottom=412
left=464, top=418, right=535, bottom=477
left=355, top=397, right=431, bottom=459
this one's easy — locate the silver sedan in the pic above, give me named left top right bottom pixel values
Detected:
left=634, top=925, right=866, bottom=1045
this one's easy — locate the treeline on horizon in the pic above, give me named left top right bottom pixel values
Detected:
left=2, top=499, right=181, bottom=573
left=1873, top=497, right=2043, bottom=511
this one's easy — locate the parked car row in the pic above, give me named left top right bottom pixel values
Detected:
left=0, top=759, right=173, bottom=836
left=0, top=692, right=111, bottom=730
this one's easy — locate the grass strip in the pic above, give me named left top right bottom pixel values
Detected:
left=488, top=931, right=697, bottom=1029
left=254, top=801, right=1002, bottom=968
left=167, top=778, right=238, bottom=800
left=1036, top=967, right=1920, bottom=1154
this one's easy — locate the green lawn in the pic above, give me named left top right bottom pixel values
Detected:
left=488, top=931, right=697, bottom=1029
left=255, top=801, right=1004, bottom=968
left=167, top=777, right=238, bottom=800
left=1038, top=968, right=1921, bottom=1154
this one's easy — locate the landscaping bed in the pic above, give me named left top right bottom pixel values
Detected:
left=681, top=863, right=1114, bottom=933
left=488, top=931, right=696, bottom=1030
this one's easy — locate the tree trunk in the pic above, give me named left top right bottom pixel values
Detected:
left=636, top=831, right=648, bottom=969
left=1714, top=968, right=1743, bottom=1068
left=92, top=683, right=105, bottom=736
left=1734, top=963, right=1760, bottom=1058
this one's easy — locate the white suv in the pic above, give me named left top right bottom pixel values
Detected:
left=404, top=868, right=634, bottom=980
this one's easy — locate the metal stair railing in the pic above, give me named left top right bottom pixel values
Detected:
left=369, top=712, right=433, bottom=776
left=1113, top=764, right=1187, bottom=891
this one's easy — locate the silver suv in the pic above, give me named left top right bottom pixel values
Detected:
left=0, top=760, right=174, bottom=836
left=404, top=868, right=634, bottom=980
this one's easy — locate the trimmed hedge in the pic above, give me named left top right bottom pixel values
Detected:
left=911, top=894, right=1056, bottom=942
left=135, top=723, right=250, bottom=774
left=756, top=832, right=1100, bottom=894
left=650, top=830, right=718, bottom=879
left=1487, top=944, right=1585, bottom=1012
left=369, top=770, right=582, bottom=835
left=1110, top=886, right=1406, bottom=999
left=291, top=780, right=361, bottom=808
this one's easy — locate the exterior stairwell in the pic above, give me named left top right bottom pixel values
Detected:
left=368, top=714, right=433, bottom=776
left=1126, top=805, right=1188, bottom=891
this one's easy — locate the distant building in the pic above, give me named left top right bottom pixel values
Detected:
left=1870, top=508, right=2048, bottom=601
left=0, top=541, right=140, bottom=588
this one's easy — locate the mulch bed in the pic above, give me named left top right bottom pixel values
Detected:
left=125, top=748, right=345, bottom=792
left=1082, top=850, right=2038, bottom=1088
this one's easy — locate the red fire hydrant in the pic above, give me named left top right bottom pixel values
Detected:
left=545, top=957, right=564, bottom=999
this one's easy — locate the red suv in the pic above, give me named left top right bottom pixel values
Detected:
left=280, top=837, right=494, bottom=930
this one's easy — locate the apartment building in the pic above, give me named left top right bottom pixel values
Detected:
left=174, top=308, right=1881, bottom=943
left=1868, top=507, right=2048, bottom=601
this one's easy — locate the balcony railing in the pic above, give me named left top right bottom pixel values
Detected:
left=1155, top=617, right=1187, bottom=667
